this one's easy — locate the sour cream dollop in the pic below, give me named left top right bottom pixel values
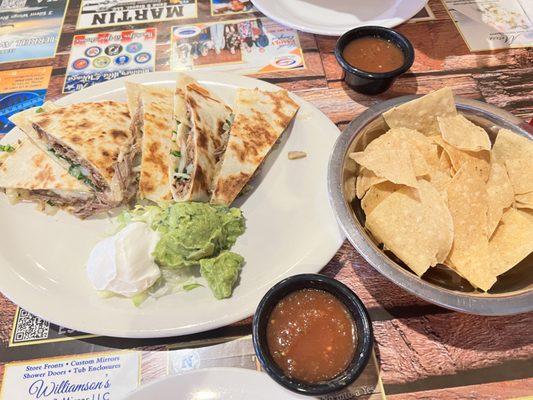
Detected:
left=87, top=222, right=161, bottom=298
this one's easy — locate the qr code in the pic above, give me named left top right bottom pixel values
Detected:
left=12, top=308, right=50, bottom=343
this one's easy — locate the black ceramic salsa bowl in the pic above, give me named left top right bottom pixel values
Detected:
left=252, top=274, right=373, bottom=396
left=335, top=26, right=414, bottom=95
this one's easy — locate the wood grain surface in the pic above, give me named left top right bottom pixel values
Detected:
left=0, top=0, right=531, bottom=398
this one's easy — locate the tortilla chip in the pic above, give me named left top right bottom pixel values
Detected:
left=350, top=149, right=418, bottom=188
left=437, top=147, right=453, bottom=171
left=426, top=170, right=452, bottom=192
left=492, top=128, right=533, bottom=163
left=432, top=135, right=490, bottom=181
left=515, top=192, right=533, bottom=210
left=504, top=158, right=533, bottom=195
left=486, top=163, right=514, bottom=237
left=361, top=181, right=402, bottom=215
left=438, top=114, right=491, bottom=152
left=490, top=208, right=533, bottom=278
left=382, top=88, right=457, bottom=136
left=365, top=180, right=454, bottom=276
left=355, top=168, right=386, bottom=199
left=365, top=128, right=439, bottom=176
left=445, top=164, right=494, bottom=291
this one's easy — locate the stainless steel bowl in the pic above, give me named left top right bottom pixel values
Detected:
left=328, top=95, right=533, bottom=315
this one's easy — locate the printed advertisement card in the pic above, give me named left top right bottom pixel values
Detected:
left=445, top=0, right=533, bottom=50
left=171, top=17, right=305, bottom=74
left=77, top=0, right=197, bottom=29
left=210, top=0, right=255, bottom=16
left=0, top=66, right=51, bottom=135
left=0, top=0, right=68, bottom=64
left=0, top=351, right=140, bottom=399
left=63, top=28, right=156, bottom=94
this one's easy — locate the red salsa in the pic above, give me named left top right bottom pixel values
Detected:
left=266, top=289, right=357, bottom=384
left=342, top=36, right=404, bottom=73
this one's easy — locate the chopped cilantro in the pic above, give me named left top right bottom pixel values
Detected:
left=170, top=150, right=181, bottom=158
left=35, top=107, right=44, bottom=113
left=0, top=144, right=14, bottom=152
left=223, top=113, right=235, bottom=131
left=68, top=164, right=97, bottom=190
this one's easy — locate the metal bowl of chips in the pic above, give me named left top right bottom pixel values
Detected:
left=328, top=95, right=533, bottom=315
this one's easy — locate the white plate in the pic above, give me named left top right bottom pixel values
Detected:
left=0, top=71, right=343, bottom=338
left=252, top=0, right=428, bottom=36
left=124, top=368, right=307, bottom=399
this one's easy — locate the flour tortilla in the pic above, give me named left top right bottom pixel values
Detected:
left=211, top=88, right=299, bottom=206
left=173, top=83, right=233, bottom=202
left=133, top=84, right=176, bottom=202
left=25, top=101, right=135, bottom=203
left=0, top=138, right=91, bottom=195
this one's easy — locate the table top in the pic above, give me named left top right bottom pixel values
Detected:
left=0, top=0, right=532, bottom=398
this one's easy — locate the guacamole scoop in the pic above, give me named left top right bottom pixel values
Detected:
left=152, top=202, right=245, bottom=269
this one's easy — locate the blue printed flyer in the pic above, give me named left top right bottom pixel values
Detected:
left=63, top=28, right=157, bottom=94
left=0, top=0, right=69, bottom=64
left=0, top=66, right=51, bottom=135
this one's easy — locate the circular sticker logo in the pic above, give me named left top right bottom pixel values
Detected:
left=134, top=52, right=151, bottom=64
left=85, top=46, right=101, bottom=58
left=126, top=42, right=142, bottom=53
left=104, top=43, right=123, bottom=56
left=173, top=26, right=201, bottom=39
left=72, top=58, right=89, bottom=70
left=114, top=54, right=130, bottom=66
left=93, top=56, right=111, bottom=68
left=271, top=54, right=302, bottom=69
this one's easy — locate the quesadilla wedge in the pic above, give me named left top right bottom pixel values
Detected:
left=126, top=83, right=175, bottom=202
left=3, top=105, right=114, bottom=218
left=21, top=101, right=135, bottom=205
left=172, top=81, right=233, bottom=202
left=211, top=88, right=299, bottom=206
left=0, top=137, right=114, bottom=218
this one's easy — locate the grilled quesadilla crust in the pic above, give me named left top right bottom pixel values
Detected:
left=0, top=139, right=113, bottom=218
left=211, top=89, right=299, bottom=206
left=29, top=101, right=134, bottom=204
left=136, top=86, right=175, bottom=202
left=172, top=83, right=232, bottom=202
